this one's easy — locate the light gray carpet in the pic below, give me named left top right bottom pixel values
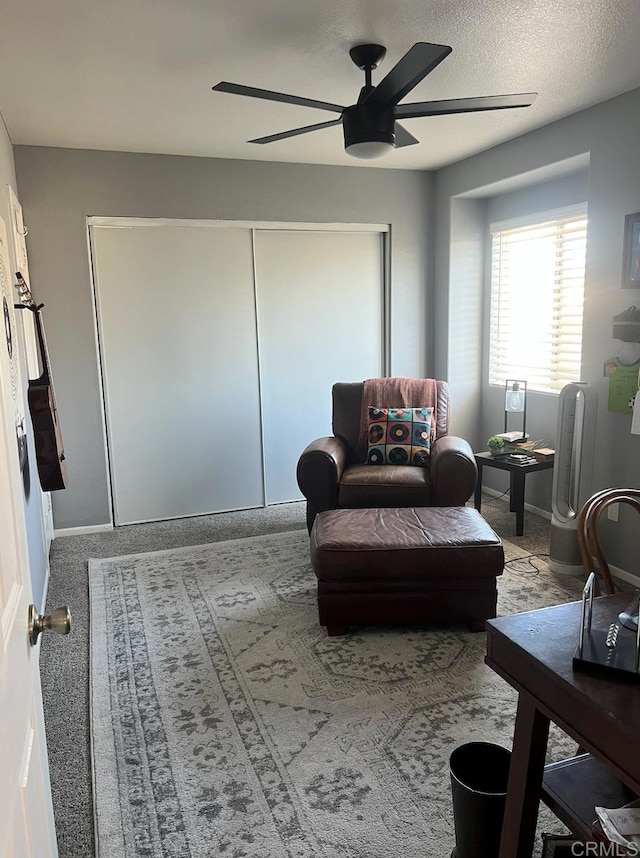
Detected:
left=43, top=501, right=309, bottom=858
left=42, top=498, right=570, bottom=857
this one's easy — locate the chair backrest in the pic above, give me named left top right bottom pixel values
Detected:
left=332, top=379, right=450, bottom=463
left=577, top=487, right=640, bottom=595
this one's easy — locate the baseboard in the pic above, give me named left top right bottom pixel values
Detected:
left=40, top=563, right=50, bottom=613
left=524, top=500, right=552, bottom=521
left=480, top=486, right=552, bottom=521
left=54, top=522, right=114, bottom=538
left=610, top=565, right=640, bottom=588
left=481, top=488, right=640, bottom=587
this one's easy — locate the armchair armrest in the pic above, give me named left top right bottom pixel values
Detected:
left=430, top=435, right=477, bottom=507
left=296, top=436, right=348, bottom=533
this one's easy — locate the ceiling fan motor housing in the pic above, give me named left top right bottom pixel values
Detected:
left=342, top=104, right=395, bottom=149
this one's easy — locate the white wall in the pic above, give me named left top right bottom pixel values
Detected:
left=435, top=87, right=640, bottom=576
left=14, top=147, right=434, bottom=528
left=0, top=115, right=48, bottom=606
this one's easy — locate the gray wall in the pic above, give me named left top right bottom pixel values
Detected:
left=0, top=119, right=48, bottom=606
left=448, top=197, right=485, bottom=440
left=13, top=147, right=434, bottom=528
left=435, top=87, right=640, bottom=576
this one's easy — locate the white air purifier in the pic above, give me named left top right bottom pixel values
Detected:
left=548, top=382, right=598, bottom=575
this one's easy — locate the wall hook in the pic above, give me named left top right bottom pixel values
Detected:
left=12, top=209, right=28, bottom=236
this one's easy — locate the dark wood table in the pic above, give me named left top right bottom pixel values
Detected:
left=486, top=593, right=640, bottom=857
left=474, top=451, right=554, bottom=536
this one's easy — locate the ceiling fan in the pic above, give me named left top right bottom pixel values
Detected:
left=212, top=42, right=537, bottom=159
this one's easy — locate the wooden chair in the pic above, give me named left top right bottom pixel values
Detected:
left=577, top=488, right=640, bottom=595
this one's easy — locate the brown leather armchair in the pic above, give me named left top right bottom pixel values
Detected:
left=296, top=379, right=478, bottom=533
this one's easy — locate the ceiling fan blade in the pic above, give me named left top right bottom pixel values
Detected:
left=249, top=117, right=343, bottom=145
left=365, top=42, right=452, bottom=110
left=394, top=123, right=419, bottom=148
left=396, top=92, right=538, bottom=119
left=213, top=82, right=344, bottom=114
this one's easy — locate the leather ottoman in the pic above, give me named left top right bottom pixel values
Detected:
left=310, top=506, right=504, bottom=635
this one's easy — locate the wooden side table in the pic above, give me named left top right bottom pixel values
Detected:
left=486, top=594, right=640, bottom=857
left=474, top=451, right=554, bottom=536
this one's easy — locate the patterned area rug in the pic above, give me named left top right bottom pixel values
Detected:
left=89, top=529, right=584, bottom=858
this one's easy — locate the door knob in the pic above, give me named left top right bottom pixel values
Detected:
left=28, top=604, right=72, bottom=646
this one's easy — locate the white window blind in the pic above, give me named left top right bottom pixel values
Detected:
left=489, top=206, right=587, bottom=394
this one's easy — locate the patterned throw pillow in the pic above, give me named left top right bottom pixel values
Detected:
left=366, top=406, right=433, bottom=466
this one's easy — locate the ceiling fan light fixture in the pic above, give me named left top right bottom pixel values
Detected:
left=345, top=139, right=395, bottom=159
left=342, top=104, right=395, bottom=159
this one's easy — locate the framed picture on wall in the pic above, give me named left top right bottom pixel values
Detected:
left=622, top=211, right=640, bottom=288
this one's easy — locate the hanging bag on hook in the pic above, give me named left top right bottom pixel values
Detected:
left=612, top=305, right=640, bottom=342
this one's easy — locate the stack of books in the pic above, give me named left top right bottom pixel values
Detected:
left=502, top=440, right=536, bottom=454
left=492, top=440, right=535, bottom=457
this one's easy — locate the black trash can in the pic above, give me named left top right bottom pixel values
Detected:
left=449, top=741, right=512, bottom=858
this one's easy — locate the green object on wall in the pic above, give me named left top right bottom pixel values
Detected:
left=604, top=356, right=640, bottom=413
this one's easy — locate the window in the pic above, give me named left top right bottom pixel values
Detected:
left=489, top=206, right=587, bottom=394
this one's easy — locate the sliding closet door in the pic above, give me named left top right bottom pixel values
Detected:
left=91, top=225, right=263, bottom=524
left=255, top=229, right=383, bottom=505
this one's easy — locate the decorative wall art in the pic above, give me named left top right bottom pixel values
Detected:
left=622, top=211, right=640, bottom=289
left=604, top=356, right=640, bottom=413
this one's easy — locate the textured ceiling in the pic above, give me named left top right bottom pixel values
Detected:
left=1, top=0, right=640, bottom=170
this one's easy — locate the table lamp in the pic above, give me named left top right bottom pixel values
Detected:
left=504, top=379, right=527, bottom=440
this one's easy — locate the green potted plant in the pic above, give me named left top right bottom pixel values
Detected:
left=487, top=435, right=506, bottom=456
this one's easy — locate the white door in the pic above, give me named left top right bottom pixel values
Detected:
left=0, top=218, right=58, bottom=857
left=254, top=229, right=384, bottom=504
left=90, top=223, right=264, bottom=525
